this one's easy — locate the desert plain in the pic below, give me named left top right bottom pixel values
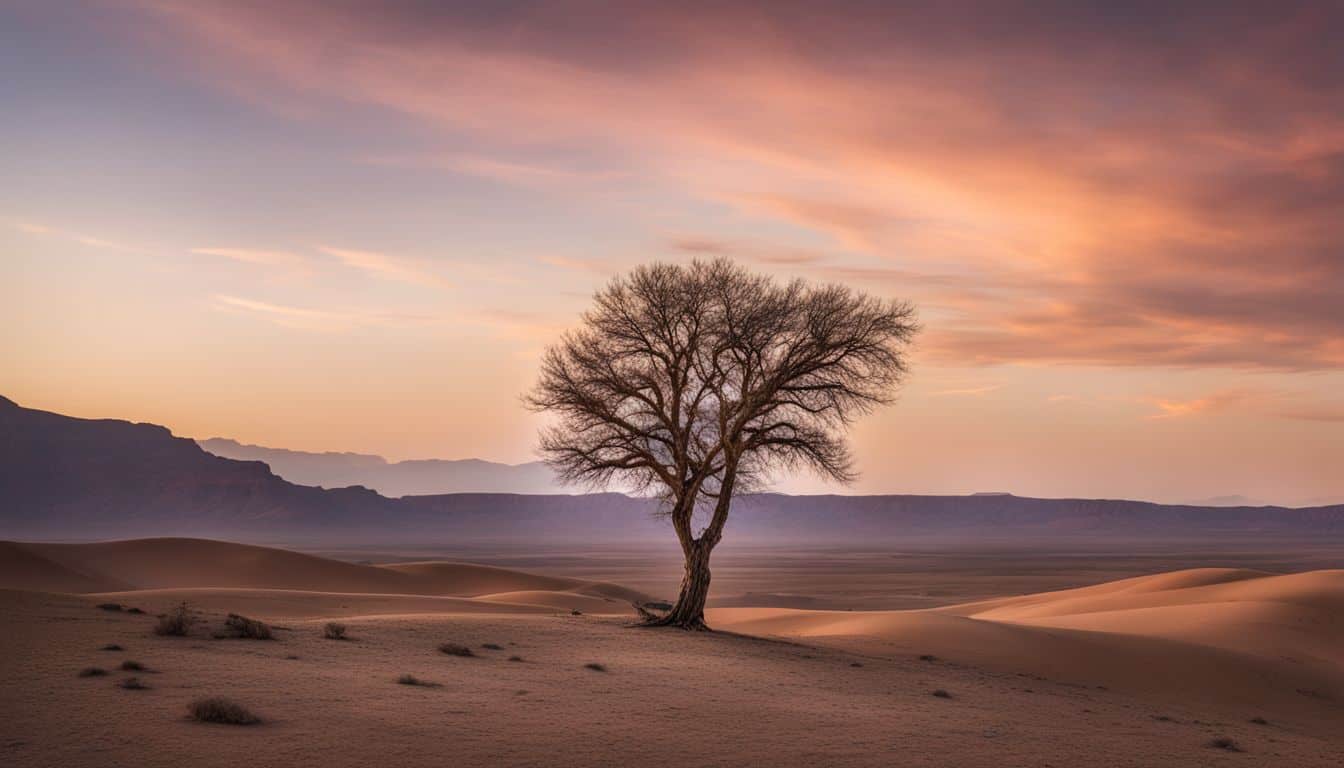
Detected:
left=2, top=537, right=1341, bottom=767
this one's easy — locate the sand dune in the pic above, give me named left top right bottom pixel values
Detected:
left=710, top=567, right=1344, bottom=726
left=0, top=541, right=130, bottom=594
left=3, top=541, right=1343, bottom=766
left=3, top=539, right=653, bottom=610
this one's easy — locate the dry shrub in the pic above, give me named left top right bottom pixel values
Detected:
left=97, top=603, right=123, bottom=612
left=584, top=662, right=607, bottom=672
left=119, top=677, right=149, bottom=690
left=78, top=667, right=108, bottom=678
left=119, top=660, right=146, bottom=671
left=1207, top=737, right=1243, bottom=752
left=931, top=689, right=951, bottom=699
left=189, top=697, right=260, bottom=725
left=482, top=643, right=504, bottom=651
left=438, top=643, right=475, bottom=657
left=323, top=622, right=347, bottom=640
left=216, top=613, right=273, bottom=640
left=99, top=644, right=124, bottom=651
left=154, top=602, right=194, bottom=636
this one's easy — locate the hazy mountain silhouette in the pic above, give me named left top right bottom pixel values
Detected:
left=197, top=438, right=562, bottom=496
left=5, top=395, right=1344, bottom=545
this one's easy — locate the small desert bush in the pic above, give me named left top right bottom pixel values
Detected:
left=918, top=654, right=938, bottom=662
left=215, top=613, right=273, bottom=640
left=118, top=677, right=149, bottom=690
left=323, top=622, right=347, bottom=640
left=508, top=655, right=523, bottom=662
left=99, top=643, right=124, bottom=651
left=583, top=662, right=607, bottom=672
left=1249, top=716, right=1269, bottom=725
left=439, top=643, right=475, bottom=657
left=570, top=609, right=583, bottom=616
left=1207, top=737, right=1243, bottom=752
left=155, top=602, right=194, bottom=636
left=97, top=602, right=123, bottom=612
left=482, top=643, right=503, bottom=651
left=931, top=689, right=951, bottom=699
left=189, top=697, right=260, bottom=725
left=126, top=607, right=145, bottom=615
left=78, top=667, right=108, bottom=677
left=397, top=674, right=438, bottom=687
left=119, top=660, right=146, bottom=672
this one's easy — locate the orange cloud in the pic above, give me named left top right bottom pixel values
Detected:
left=121, top=1, right=1344, bottom=371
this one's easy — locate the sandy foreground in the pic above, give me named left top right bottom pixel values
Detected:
left=2, top=539, right=1342, bottom=767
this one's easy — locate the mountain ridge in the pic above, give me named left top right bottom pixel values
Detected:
left=197, top=437, right=562, bottom=496
left=5, top=396, right=1344, bottom=545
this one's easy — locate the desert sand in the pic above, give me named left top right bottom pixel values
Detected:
left=2, top=538, right=1342, bottom=767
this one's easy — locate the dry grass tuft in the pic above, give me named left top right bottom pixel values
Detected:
left=97, top=602, right=123, bottom=611
left=99, top=643, right=124, bottom=651
left=189, top=697, right=260, bottom=725
left=584, top=662, right=607, bottom=672
left=482, top=643, right=504, bottom=650
left=323, top=622, right=348, bottom=640
left=118, top=677, right=149, bottom=690
left=119, top=660, right=146, bottom=672
left=438, top=643, right=475, bottom=657
left=931, top=689, right=951, bottom=699
left=508, top=655, right=524, bottom=662
left=78, top=667, right=108, bottom=678
left=397, top=674, right=440, bottom=687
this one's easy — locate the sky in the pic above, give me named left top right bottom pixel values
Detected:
left=3, top=1, right=1342, bottom=506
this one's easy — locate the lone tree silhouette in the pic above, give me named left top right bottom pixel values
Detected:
left=528, top=259, right=917, bottom=629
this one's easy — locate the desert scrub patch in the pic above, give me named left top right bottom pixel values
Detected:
left=1207, top=737, right=1243, bottom=752
left=214, top=613, right=273, bottom=640
left=188, top=697, right=260, bottom=725
left=154, top=602, right=195, bottom=636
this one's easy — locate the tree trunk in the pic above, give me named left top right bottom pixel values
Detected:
left=648, top=540, right=713, bottom=630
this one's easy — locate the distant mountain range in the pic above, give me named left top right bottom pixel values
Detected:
left=197, top=438, right=563, bottom=497
left=4, top=395, right=1344, bottom=545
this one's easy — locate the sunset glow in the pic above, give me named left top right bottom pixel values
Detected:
left=4, top=1, right=1342, bottom=505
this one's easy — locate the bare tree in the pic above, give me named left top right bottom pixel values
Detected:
left=527, top=259, right=918, bottom=629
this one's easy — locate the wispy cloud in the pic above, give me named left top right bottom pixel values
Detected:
left=1146, top=391, right=1254, bottom=420
left=9, top=218, right=143, bottom=254
left=668, top=236, right=828, bottom=266
left=930, top=384, right=1001, bottom=397
left=365, top=152, right=624, bottom=189
left=317, top=245, right=450, bottom=288
left=213, top=294, right=434, bottom=331
left=192, top=247, right=309, bottom=270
